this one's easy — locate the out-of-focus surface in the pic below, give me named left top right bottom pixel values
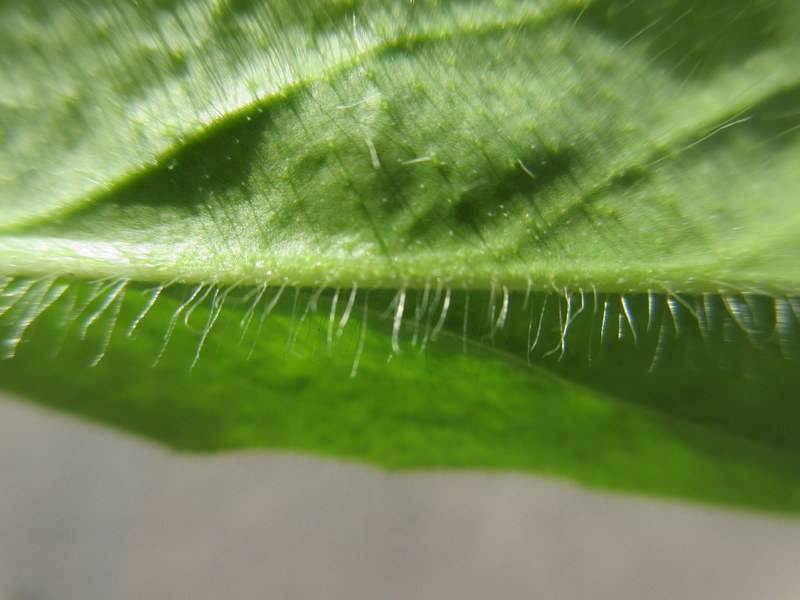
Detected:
left=1, top=393, right=799, bottom=600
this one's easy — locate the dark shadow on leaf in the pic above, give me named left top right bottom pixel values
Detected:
left=582, top=0, right=791, bottom=80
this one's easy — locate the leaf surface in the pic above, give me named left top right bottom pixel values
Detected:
left=1, top=0, right=800, bottom=511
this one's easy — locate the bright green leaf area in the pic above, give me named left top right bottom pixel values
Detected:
left=1, top=0, right=800, bottom=511
left=1, top=280, right=800, bottom=513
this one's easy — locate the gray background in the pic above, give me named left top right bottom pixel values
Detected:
left=1, top=393, right=799, bottom=600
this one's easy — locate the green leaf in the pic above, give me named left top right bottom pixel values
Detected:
left=2, top=0, right=800, bottom=511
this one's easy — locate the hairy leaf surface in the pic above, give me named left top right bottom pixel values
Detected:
left=1, top=0, right=800, bottom=511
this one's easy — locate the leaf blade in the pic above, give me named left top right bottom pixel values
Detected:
left=2, top=279, right=800, bottom=512
left=2, top=0, right=800, bottom=512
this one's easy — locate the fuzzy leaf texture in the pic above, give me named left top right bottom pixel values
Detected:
left=1, top=0, right=800, bottom=511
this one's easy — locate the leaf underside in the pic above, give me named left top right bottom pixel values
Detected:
left=1, top=0, right=800, bottom=511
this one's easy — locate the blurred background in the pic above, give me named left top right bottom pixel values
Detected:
left=1, top=392, right=799, bottom=600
